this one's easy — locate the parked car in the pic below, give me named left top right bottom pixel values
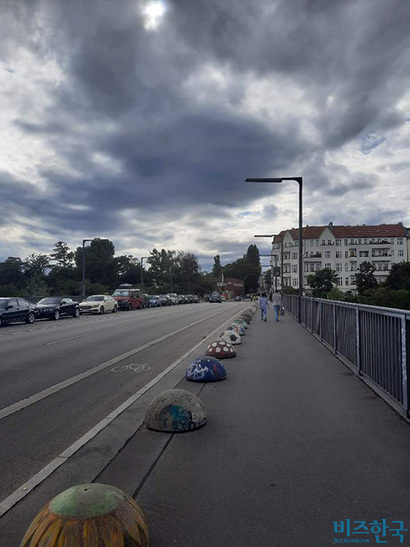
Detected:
left=166, top=293, right=178, bottom=305
left=112, top=284, right=143, bottom=310
left=35, top=297, right=80, bottom=320
left=79, top=295, right=117, bottom=314
left=209, top=293, right=222, bottom=303
left=177, top=295, right=186, bottom=304
left=0, top=297, right=36, bottom=327
left=158, top=294, right=171, bottom=306
left=193, top=295, right=200, bottom=303
left=141, top=294, right=151, bottom=308
left=185, top=294, right=194, bottom=303
left=148, top=295, right=162, bottom=307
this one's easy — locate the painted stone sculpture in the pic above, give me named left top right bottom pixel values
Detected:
left=186, top=356, right=227, bottom=382
left=228, top=324, right=245, bottom=336
left=219, top=330, right=242, bottom=345
left=145, top=388, right=206, bottom=432
left=233, top=319, right=248, bottom=329
left=20, top=483, right=149, bottom=546
left=205, top=340, right=236, bottom=359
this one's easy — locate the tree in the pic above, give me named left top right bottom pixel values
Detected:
left=385, top=262, right=410, bottom=291
left=212, top=255, right=222, bottom=278
left=24, top=253, right=50, bottom=277
left=50, top=242, right=74, bottom=270
left=114, top=255, right=140, bottom=286
left=0, top=257, right=25, bottom=288
left=74, top=239, right=116, bottom=288
left=246, top=245, right=260, bottom=268
left=148, top=249, right=177, bottom=287
left=307, top=268, right=338, bottom=298
left=355, top=261, right=378, bottom=295
left=178, top=252, right=200, bottom=293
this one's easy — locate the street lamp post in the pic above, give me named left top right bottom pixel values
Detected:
left=247, top=177, right=303, bottom=323
left=81, top=238, right=107, bottom=298
left=140, top=256, right=150, bottom=292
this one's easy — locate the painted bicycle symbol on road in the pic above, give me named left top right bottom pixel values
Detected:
left=111, top=364, right=151, bottom=373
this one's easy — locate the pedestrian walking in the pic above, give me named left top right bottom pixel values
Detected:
left=259, top=292, right=269, bottom=321
left=272, top=291, right=282, bottom=322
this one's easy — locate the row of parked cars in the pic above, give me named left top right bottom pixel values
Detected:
left=0, top=286, right=202, bottom=327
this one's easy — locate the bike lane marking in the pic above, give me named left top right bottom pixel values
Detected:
left=0, top=305, right=249, bottom=517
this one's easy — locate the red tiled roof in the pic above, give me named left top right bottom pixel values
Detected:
left=331, top=224, right=406, bottom=238
left=272, top=223, right=406, bottom=241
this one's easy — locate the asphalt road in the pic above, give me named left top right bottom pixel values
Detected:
left=0, top=302, right=246, bottom=504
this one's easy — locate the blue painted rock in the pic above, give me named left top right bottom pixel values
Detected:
left=21, top=483, right=149, bottom=546
left=205, top=340, right=236, bottom=359
left=186, top=356, right=226, bottom=382
left=219, top=330, right=242, bottom=345
left=145, top=389, right=206, bottom=432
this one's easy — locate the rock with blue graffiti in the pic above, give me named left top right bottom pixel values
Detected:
left=145, top=389, right=207, bottom=432
left=186, top=356, right=227, bottom=382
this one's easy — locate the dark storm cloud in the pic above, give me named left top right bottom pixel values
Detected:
left=2, top=0, right=410, bottom=264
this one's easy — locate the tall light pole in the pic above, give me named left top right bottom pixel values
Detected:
left=140, top=256, right=150, bottom=292
left=81, top=238, right=108, bottom=298
left=247, top=176, right=303, bottom=323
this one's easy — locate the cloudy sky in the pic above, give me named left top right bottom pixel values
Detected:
left=1, top=0, right=409, bottom=271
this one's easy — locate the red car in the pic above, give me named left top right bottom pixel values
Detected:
left=112, top=285, right=143, bottom=310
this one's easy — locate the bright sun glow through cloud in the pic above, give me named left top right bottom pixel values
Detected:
left=142, top=1, right=167, bottom=30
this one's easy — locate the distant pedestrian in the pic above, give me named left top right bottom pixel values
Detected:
left=259, top=292, right=269, bottom=321
left=272, top=291, right=282, bottom=322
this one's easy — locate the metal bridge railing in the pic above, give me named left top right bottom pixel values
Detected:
left=282, top=294, right=410, bottom=418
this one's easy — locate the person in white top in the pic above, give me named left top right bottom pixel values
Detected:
left=272, top=291, right=282, bottom=322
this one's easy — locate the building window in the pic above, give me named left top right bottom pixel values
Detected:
left=350, top=262, right=357, bottom=271
left=337, top=277, right=342, bottom=285
left=328, top=240, right=332, bottom=245
left=399, top=250, right=404, bottom=257
left=292, top=252, right=297, bottom=259
left=292, top=264, right=297, bottom=273
left=292, top=278, right=298, bottom=287
left=336, top=263, right=342, bottom=271
left=345, top=277, right=349, bottom=285
left=350, top=276, right=356, bottom=284
left=359, top=251, right=369, bottom=257
left=391, top=250, right=394, bottom=257
left=336, top=251, right=342, bottom=258
left=325, top=251, right=331, bottom=258
left=358, top=239, right=361, bottom=244
left=336, top=239, right=341, bottom=246
left=316, top=240, right=319, bottom=247
left=310, top=240, right=314, bottom=247
left=321, top=239, right=325, bottom=245
left=345, top=264, right=349, bottom=272
left=398, top=238, right=404, bottom=245
left=363, top=239, right=367, bottom=244
left=344, top=239, right=348, bottom=245
left=325, top=263, right=331, bottom=269
left=345, top=251, right=349, bottom=258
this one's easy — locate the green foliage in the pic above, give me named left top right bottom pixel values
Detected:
left=358, top=287, right=410, bottom=310
left=0, top=257, right=26, bottom=288
left=326, top=287, right=345, bottom=301
left=75, top=239, right=116, bottom=287
left=222, top=245, right=261, bottom=293
left=282, top=286, right=299, bottom=295
left=212, top=255, right=222, bottom=278
left=264, top=269, right=272, bottom=291
left=355, top=261, right=378, bottom=295
left=384, top=262, right=410, bottom=291
left=307, top=268, right=338, bottom=297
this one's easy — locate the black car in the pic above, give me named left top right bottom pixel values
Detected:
left=209, top=293, right=222, bottom=303
left=0, top=297, right=36, bottom=327
left=35, top=297, right=80, bottom=320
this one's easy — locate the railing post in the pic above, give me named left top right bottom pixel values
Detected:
left=333, top=303, right=337, bottom=353
left=356, top=306, right=361, bottom=374
left=401, top=315, right=408, bottom=414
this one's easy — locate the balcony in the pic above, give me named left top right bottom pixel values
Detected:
left=304, top=252, right=322, bottom=260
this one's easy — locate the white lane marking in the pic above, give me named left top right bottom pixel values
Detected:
left=111, top=364, right=151, bottom=373
left=0, top=306, right=247, bottom=518
left=0, top=305, right=242, bottom=420
left=44, top=333, right=90, bottom=346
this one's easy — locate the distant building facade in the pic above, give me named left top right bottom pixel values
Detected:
left=270, top=223, right=409, bottom=293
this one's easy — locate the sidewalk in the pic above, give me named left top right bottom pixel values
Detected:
left=97, top=309, right=410, bottom=546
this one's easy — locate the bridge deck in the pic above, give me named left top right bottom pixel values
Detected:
left=129, top=312, right=410, bottom=546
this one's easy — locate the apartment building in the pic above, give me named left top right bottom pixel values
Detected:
left=270, top=223, right=409, bottom=293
